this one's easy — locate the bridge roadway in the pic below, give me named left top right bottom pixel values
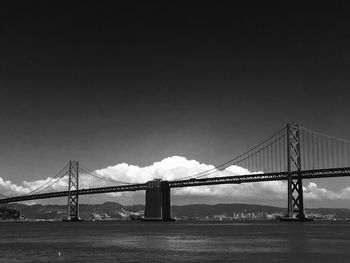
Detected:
left=0, top=167, right=349, bottom=204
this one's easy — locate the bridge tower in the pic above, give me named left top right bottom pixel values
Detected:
left=143, top=179, right=173, bottom=221
left=285, top=123, right=305, bottom=220
left=65, top=161, right=81, bottom=221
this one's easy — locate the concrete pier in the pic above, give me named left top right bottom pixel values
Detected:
left=143, top=179, right=174, bottom=221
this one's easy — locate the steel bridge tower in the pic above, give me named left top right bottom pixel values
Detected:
left=65, top=161, right=81, bottom=221
left=285, top=123, right=305, bottom=220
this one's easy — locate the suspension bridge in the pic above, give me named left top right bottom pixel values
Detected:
left=1, top=123, right=350, bottom=221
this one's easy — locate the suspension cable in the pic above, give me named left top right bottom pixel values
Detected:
left=79, top=165, right=132, bottom=185
left=175, top=127, right=287, bottom=181
left=193, top=132, right=287, bottom=179
left=29, top=171, right=69, bottom=195
left=301, top=126, right=350, bottom=145
left=25, top=163, right=70, bottom=195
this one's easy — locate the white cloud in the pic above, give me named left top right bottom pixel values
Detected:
left=0, top=156, right=350, bottom=206
left=303, top=182, right=350, bottom=201
left=0, top=177, right=29, bottom=196
left=95, top=156, right=216, bottom=183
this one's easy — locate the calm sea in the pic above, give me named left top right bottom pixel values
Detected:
left=0, top=220, right=349, bottom=263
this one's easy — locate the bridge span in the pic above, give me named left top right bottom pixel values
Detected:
left=1, top=123, right=350, bottom=221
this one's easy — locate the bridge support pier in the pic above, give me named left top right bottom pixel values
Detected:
left=143, top=179, right=174, bottom=221
left=64, top=161, right=82, bottom=222
left=282, top=123, right=307, bottom=221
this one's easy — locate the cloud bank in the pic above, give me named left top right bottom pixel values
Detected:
left=1, top=156, right=350, bottom=206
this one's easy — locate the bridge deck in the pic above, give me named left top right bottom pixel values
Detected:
left=0, top=167, right=349, bottom=204
left=169, top=167, right=350, bottom=187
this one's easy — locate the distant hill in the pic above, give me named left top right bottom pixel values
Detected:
left=2, top=202, right=350, bottom=220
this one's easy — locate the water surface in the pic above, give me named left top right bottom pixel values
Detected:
left=0, top=221, right=349, bottom=262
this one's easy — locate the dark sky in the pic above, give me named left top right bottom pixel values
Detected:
left=1, top=1, right=350, bottom=185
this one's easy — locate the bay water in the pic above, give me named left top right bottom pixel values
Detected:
left=0, top=220, right=349, bottom=262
